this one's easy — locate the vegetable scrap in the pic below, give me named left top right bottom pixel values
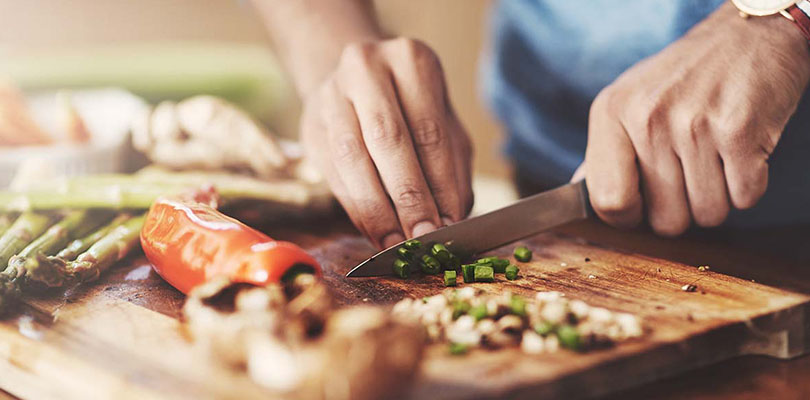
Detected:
left=681, top=284, right=698, bottom=292
left=392, top=288, right=643, bottom=355
left=697, top=265, right=711, bottom=272
left=184, top=275, right=425, bottom=400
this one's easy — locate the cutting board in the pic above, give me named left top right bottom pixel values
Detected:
left=0, top=219, right=808, bottom=400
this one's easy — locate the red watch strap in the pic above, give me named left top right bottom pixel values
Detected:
left=788, top=5, right=810, bottom=42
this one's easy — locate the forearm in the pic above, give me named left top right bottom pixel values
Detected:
left=251, top=0, right=383, bottom=97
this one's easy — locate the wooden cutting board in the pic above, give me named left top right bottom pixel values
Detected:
left=0, top=219, right=808, bottom=400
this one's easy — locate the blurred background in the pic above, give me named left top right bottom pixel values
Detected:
left=0, top=0, right=508, bottom=176
left=0, top=0, right=518, bottom=211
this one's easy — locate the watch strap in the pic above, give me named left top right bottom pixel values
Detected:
left=788, top=2, right=810, bottom=42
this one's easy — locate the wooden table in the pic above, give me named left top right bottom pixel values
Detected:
left=3, top=214, right=810, bottom=399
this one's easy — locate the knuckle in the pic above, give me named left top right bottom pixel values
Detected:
left=394, top=182, right=427, bottom=210
left=332, top=132, right=364, bottom=162
left=411, top=118, right=445, bottom=148
left=680, top=115, right=710, bottom=149
left=366, top=113, right=406, bottom=149
left=340, top=42, right=376, bottom=67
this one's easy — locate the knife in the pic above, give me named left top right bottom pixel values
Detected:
left=346, top=180, right=593, bottom=277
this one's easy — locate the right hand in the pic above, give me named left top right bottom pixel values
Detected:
left=300, top=38, right=473, bottom=249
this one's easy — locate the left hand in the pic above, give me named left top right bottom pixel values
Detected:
left=576, top=3, right=810, bottom=236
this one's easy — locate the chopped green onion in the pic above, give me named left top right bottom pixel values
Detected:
left=478, top=257, right=509, bottom=273
left=505, top=264, right=519, bottom=280
left=474, top=265, right=495, bottom=282
left=397, top=247, right=414, bottom=260
left=452, top=300, right=471, bottom=319
left=444, top=270, right=457, bottom=287
left=557, top=325, right=582, bottom=350
left=404, top=239, right=422, bottom=250
left=431, top=243, right=452, bottom=265
left=461, top=264, right=476, bottom=283
left=514, top=246, right=532, bottom=262
left=421, top=297, right=429, bottom=303
left=420, top=254, right=441, bottom=275
left=509, top=295, right=526, bottom=316
left=469, top=304, right=488, bottom=321
left=393, top=259, right=411, bottom=279
left=534, top=321, right=554, bottom=336
left=449, top=342, right=468, bottom=355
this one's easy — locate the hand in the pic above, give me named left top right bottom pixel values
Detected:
left=579, top=3, right=810, bottom=236
left=300, top=38, right=473, bottom=248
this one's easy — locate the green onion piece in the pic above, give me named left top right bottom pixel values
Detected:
left=421, top=297, right=429, bottom=303
left=449, top=342, right=468, bottom=356
left=469, top=304, right=488, bottom=321
left=557, top=325, right=582, bottom=350
left=431, top=243, right=452, bottom=265
left=534, top=321, right=554, bottom=336
left=505, top=264, right=519, bottom=280
left=509, top=295, right=526, bottom=316
left=474, top=265, right=495, bottom=282
left=452, top=300, right=471, bottom=319
left=444, top=270, right=457, bottom=287
left=393, top=259, right=411, bottom=279
left=461, top=264, right=476, bottom=283
left=420, top=254, right=441, bottom=275
left=514, top=246, right=532, bottom=262
left=404, top=239, right=422, bottom=250
left=476, top=256, right=499, bottom=264
left=397, top=247, right=414, bottom=260
left=478, top=257, right=509, bottom=272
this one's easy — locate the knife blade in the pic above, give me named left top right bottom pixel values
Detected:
left=346, top=180, right=592, bottom=277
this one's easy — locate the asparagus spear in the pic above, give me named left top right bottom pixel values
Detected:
left=56, top=213, right=131, bottom=261
left=0, top=212, right=52, bottom=269
left=0, top=171, right=319, bottom=212
left=67, top=215, right=146, bottom=282
left=0, top=214, right=14, bottom=236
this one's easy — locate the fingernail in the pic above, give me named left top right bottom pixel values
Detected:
left=412, top=221, right=437, bottom=237
left=381, top=232, right=405, bottom=248
left=441, top=217, right=454, bottom=227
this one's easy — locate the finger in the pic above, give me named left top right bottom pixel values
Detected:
left=384, top=40, right=465, bottom=224
left=679, top=146, right=730, bottom=227
left=636, top=148, right=691, bottom=237
left=723, top=153, right=769, bottom=210
left=341, top=64, right=442, bottom=238
left=585, top=96, right=643, bottom=228
left=448, top=115, right=474, bottom=218
left=300, top=106, right=369, bottom=239
left=319, top=84, right=405, bottom=248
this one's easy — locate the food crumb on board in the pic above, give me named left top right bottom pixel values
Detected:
left=657, top=268, right=662, bottom=273
left=588, top=274, right=596, bottom=279
left=362, top=298, right=370, bottom=302
left=584, top=258, right=591, bottom=262
left=560, top=262, right=568, bottom=267
left=681, top=284, right=698, bottom=293
left=697, top=265, right=710, bottom=272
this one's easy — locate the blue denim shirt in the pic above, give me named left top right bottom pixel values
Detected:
left=483, top=0, right=810, bottom=227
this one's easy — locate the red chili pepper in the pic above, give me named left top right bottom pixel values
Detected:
left=140, top=190, right=321, bottom=294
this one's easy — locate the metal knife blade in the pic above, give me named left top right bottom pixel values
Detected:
left=346, top=180, right=592, bottom=277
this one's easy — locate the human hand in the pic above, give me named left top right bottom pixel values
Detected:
left=300, top=38, right=473, bottom=248
left=578, top=3, right=810, bottom=235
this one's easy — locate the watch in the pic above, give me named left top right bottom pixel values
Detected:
left=731, top=0, right=810, bottom=42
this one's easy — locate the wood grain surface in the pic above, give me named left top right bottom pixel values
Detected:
left=0, top=217, right=809, bottom=400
